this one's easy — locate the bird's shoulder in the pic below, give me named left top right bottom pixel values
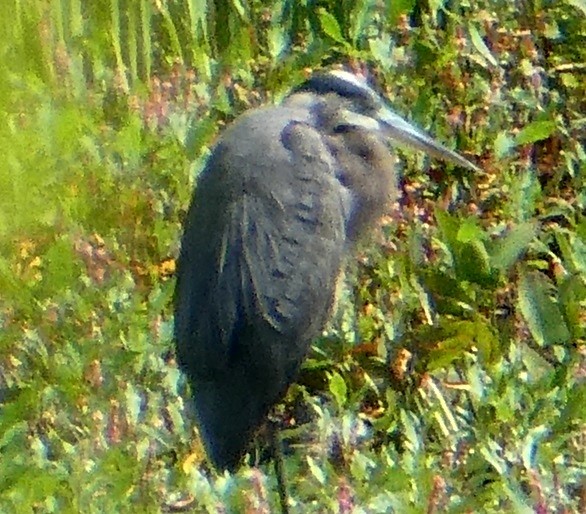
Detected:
left=197, top=105, right=344, bottom=210
left=208, top=105, right=320, bottom=176
left=223, top=104, right=314, bottom=143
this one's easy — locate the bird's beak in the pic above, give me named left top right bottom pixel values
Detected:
left=375, top=105, right=480, bottom=172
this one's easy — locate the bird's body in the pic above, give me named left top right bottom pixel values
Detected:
left=175, top=106, right=351, bottom=468
left=174, top=70, right=478, bottom=471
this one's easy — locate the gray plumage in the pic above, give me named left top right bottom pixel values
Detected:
left=174, top=70, right=478, bottom=470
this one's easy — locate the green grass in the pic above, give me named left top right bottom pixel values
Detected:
left=0, top=0, right=584, bottom=512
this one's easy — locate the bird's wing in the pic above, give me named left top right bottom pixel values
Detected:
left=174, top=111, right=349, bottom=384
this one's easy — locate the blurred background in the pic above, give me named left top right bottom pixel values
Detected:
left=0, top=0, right=584, bottom=512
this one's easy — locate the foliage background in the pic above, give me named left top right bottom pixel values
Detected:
left=0, top=0, right=585, bottom=512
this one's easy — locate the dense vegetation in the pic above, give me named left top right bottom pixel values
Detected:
left=1, top=0, right=585, bottom=512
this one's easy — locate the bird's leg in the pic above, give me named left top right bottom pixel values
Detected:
left=268, top=418, right=290, bottom=514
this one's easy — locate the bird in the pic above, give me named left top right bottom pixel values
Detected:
left=174, top=69, right=479, bottom=474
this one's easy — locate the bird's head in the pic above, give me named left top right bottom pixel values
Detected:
left=288, top=69, right=479, bottom=172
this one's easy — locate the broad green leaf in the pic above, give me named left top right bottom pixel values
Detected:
left=426, top=319, right=499, bottom=369
left=510, top=168, right=541, bottom=222
left=494, top=131, right=515, bottom=158
left=563, top=382, right=586, bottom=421
left=490, top=222, right=538, bottom=272
left=387, top=0, right=416, bottom=26
left=457, top=217, right=487, bottom=244
left=268, top=25, right=287, bottom=61
left=369, top=34, right=393, bottom=65
left=515, top=120, right=557, bottom=145
left=518, top=270, right=571, bottom=347
left=565, top=0, right=586, bottom=16
left=419, top=268, right=474, bottom=304
left=457, top=241, right=496, bottom=287
left=329, top=371, right=347, bottom=408
left=318, top=8, right=347, bottom=45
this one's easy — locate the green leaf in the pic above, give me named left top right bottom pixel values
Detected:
left=469, top=24, right=498, bottom=67
left=185, top=116, right=218, bottom=160
left=348, top=0, right=375, bottom=44
left=187, top=0, right=208, bottom=43
left=494, top=131, right=515, bottom=158
left=565, top=0, right=586, bottom=16
left=268, top=25, right=287, bottom=61
left=419, top=268, right=474, bottom=305
left=387, top=0, right=416, bottom=26
left=515, top=121, right=557, bottom=145
left=456, top=241, right=496, bottom=287
left=563, top=382, right=586, bottom=421
left=426, top=319, right=499, bottom=369
left=557, top=273, right=586, bottom=338
left=435, top=209, right=460, bottom=255
left=230, top=0, right=249, bottom=21
left=517, top=270, right=571, bottom=347
left=479, top=439, right=508, bottom=474
left=43, top=237, right=79, bottom=292
left=328, top=371, right=347, bottom=408
left=490, top=222, right=538, bottom=272
left=457, top=217, right=486, bottom=244
left=307, top=455, right=326, bottom=485
left=400, top=410, right=421, bottom=453
left=369, top=34, right=393, bottom=65
left=568, top=233, right=586, bottom=275
left=318, top=8, right=347, bottom=45
left=509, top=168, right=541, bottom=223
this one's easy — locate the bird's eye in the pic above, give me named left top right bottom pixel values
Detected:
left=358, top=146, right=373, bottom=159
left=333, top=124, right=354, bottom=135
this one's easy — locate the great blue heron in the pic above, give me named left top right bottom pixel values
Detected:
left=174, top=69, right=478, bottom=476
